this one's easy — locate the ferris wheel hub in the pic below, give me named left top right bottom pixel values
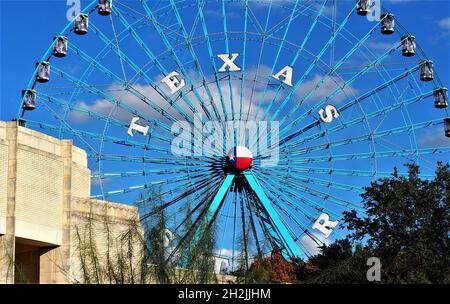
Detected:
left=226, top=146, right=253, bottom=171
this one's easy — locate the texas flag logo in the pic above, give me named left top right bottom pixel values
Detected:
left=227, top=146, right=253, bottom=171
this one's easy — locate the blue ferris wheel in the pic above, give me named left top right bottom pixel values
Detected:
left=19, top=0, right=450, bottom=269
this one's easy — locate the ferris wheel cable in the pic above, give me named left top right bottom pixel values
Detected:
left=25, top=118, right=171, bottom=155
left=166, top=0, right=224, bottom=123
left=137, top=175, right=223, bottom=216
left=247, top=181, right=308, bottom=255
left=109, top=13, right=128, bottom=82
left=49, top=66, right=174, bottom=134
left=255, top=4, right=357, bottom=126
left=268, top=22, right=400, bottom=134
left=265, top=0, right=317, bottom=36
left=112, top=7, right=218, bottom=125
left=251, top=0, right=304, bottom=122
left=34, top=93, right=174, bottom=145
left=252, top=0, right=326, bottom=123
left=286, top=147, right=450, bottom=166
left=93, top=170, right=222, bottom=200
left=254, top=168, right=363, bottom=212
left=339, top=61, right=419, bottom=70
left=137, top=3, right=224, bottom=126
left=254, top=168, right=362, bottom=210
left=164, top=177, right=234, bottom=265
left=279, top=118, right=445, bottom=159
left=377, top=137, right=437, bottom=169
left=140, top=175, right=224, bottom=223
left=244, top=0, right=274, bottom=122
left=275, top=166, right=436, bottom=179
left=259, top=72, right=427, bottom=153
left=67, top=38, right=196, bottom=126
left=273, top=89, right=435, bottom=154
left=28, top=102, right=99, bottom=154
left=195, top=2, right=231, bottom=124
left=84, top=24, right=224, bottom=144
left=248, top=10, right=365, bottom=151
left=221, top=0, right=240, bottom=146
left=113, top=0, right=186, bottom=39
left=92, top=166, right=221, bottom=179
left=244, top=189, right=263, bottom=258
left=254, top=172, right=327, bottom=223
left=255, top=167, right=364, bottom=193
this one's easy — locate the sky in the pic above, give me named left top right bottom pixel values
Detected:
left=0, top=0, right=449, bottom=259
left=1, top=1, right=449, bottom=120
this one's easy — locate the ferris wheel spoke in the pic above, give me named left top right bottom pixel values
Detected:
left=260, top=6, right=356, bottom=126
left=111, top=6, right=216, bottom=130
left=254, top=168, right=362, bottom=210
left=282, top=118, right=444, bottom=158
left=251, top=0, right=302, bottom=121
left=93, top=169, right=222, bottom=200
left=252, top=168, right=360, bottom=213
left=140, top=174, right=224, bottom=223
left=87, top=21, right=194, bottom=120
left=287, top=146, right=450, bottom=165
left=275, top=166, right=435, bottom=179
left=169, top=0, right=224, bottom=123
left=141, top=0, right=224, bottom=124
left=221, top=0, right=237, bottom=131
left=256, top=167, right=363, bottom=193
left=88, top=155, right=219, bottom=170
left=34, top=91, right=174, bottom=147
left=255, top=0, right=328, bottom=120
left=25, top=119, right=171, bottom=155
left=92, top=166, right=220, bottom=180
left=254, top=172, right=325, bottom=222
left=244, top=0, right=273, bottom=122
left=196, top=1, right=231, bottom=123
left=249, top=182, right=318, bottom=254
left=275, top=36, right=404, bottom=142
left=279, top=88, right=432, bottom=150
left=237, top=0, right=250, bottom=143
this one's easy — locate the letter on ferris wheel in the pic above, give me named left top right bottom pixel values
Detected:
left=272, top=66, right=294, bottom=87
left=312, top=213, right=339, bottom=238
left=217, top=53, right=241, bottom=72
left=161, top=71, right=186, bottom=94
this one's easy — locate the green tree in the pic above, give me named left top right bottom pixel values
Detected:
left=297, top=163, right=450, bottom=284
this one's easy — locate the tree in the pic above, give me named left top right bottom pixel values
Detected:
left=298, top=163, right=450, bottom=284
left=245, top=249, right=297, bottom=283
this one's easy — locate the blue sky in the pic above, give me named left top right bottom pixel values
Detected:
left=1, top=1, right=449, bottom=120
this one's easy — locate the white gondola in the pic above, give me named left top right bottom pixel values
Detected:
left=356, top=0, right=371, bottom=16
left=420, top=60, right=434, bottom=82
left=74, top=13, right=89, bottom=35
left=445, top=118, right=450, bottom=138
left=22, top=89, right=36, bottom=111
left=402, top=35, right=416, bottom=57
left=36, top=61, right=50, bottom=83
left=434, top=87, right=448, bottom=109
left=53, top=36, right=68, bottom=58
left=98, top=0, right=112, bottom=16
left=381, top=13, right=395, bottom=35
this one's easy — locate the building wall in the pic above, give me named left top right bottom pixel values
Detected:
left=0, top=126, right=8, bottom=235
left=0, top=121, right=141, bottom=284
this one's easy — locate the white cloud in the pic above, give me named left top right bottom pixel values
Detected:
left=438, top=17, right=450, bottom=30
left=296, top=74, right=358, bottom=104
left=418, top=129, right=449, bottom=147
left=299, top=232, right=330, bottom=257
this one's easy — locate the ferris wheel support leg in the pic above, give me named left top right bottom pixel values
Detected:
left=205, top=174, right=235, bottom=223
left=243, top=172, right=303, bottom=260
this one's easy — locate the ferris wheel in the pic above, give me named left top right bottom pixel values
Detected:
left=19, top=0, right=450, bottom=269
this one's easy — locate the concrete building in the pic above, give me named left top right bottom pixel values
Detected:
left=0, top=121, right=141, bottom=283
